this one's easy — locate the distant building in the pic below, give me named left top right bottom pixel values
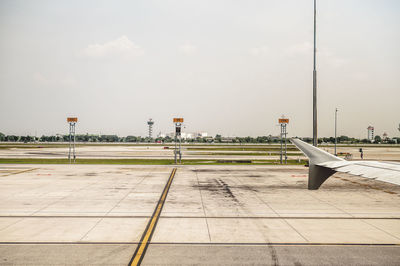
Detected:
left=383, top=132, right=388, bottom=140
left=203, top=136, right=214, bottom=142
left=220, top=137, right=234, bottom=143
left=267, top=135, right=280, bottom=141
left=157, top=132, right=166, bottom=138
left=181, top=132, right=193, bottom=139
left=367, top=126, right=374, bottom=140
left=160, top=132, right=209, bottom=140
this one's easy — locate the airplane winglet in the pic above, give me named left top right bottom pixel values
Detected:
left=291, top=138, right=343, bottom=190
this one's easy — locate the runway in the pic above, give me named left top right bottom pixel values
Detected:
left=0, top=165, right=399, bottom=265
left=2, top=143, right=400, bottom=161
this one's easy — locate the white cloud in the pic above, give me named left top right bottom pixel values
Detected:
left=83, top=36, right=144, bottom=58
left=249, top=45, right=269, bottom=56
left=179, top=43, right=197, bottom=55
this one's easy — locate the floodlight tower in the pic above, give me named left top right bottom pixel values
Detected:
left=67, top=117, right=78, bottom=163
left=334, top=108, right=338, bottom=156
left=312, top=0, right=318, bottom=147
left=279, top=116, right=289, bottom=164
left=147, top=119, right=154, bottom=139
left=173, top=118, right=184, bottom=164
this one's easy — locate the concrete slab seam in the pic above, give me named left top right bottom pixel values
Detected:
left=128, top=168, right=177, bottom=266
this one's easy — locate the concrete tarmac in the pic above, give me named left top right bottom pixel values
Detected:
left=0, top=165, right=399, bottom=265
left=1, top=244, right=400, bottom=265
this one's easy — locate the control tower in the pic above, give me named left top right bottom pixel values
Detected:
left=367, top=126, right=374, bottom=141
left=147, top=119, right=154, bottom=139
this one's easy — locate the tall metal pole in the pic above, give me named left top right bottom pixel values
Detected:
left=174, top=133, right=177, bottom=164
left=67, top=118, right=77, bottom=164
left=284, top=124, right=287, bottom=164
left=68, top=123, right=72, bottom=163
left=179, top=134, right=182, bottom=164
left=280, top=125, right=283, bottom=164
left=334, top=108, right=338, bottom=156
left=72, top=123, right=76, bottom=163
left=312, top=0, right=318, bottom=147
left=173, top=118, right=184, bottom=164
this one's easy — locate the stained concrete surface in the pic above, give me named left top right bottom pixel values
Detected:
left=142, top=245, right=400, bottom=266
left=0, top=165, right=399, bottom=265
left=1, top=244, right=399, bottom=266
left=0, top=244, right=136, bottom=266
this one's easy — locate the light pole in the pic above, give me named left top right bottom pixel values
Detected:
left=334, top=108, right=338, bottom=156
left=173, top=118, right=184, bottom=164
left=279, top=117, right=289, bottom=164
left=312, top=0, right=318, bottom=147
left=67, top=117, right=78, bottom=163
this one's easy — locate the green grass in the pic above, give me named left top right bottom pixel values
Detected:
left=319, top=144, right=400, bottom=148
left=1, top=142, right=398, bottom=149
left=186, top=147, right=299, bottom=152
left=0, top=143, right=297, bottom=149
left=187, top=152, right=302, bottom=156
left=0, top=144, right=71, bottom=149
left=0, top=158, right=308, bottom=165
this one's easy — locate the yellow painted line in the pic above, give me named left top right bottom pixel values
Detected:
left=129, top=168, right=177, bottom=266
left=1, top=168, right=37, bottom=177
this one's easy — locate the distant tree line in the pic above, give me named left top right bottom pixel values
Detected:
left=301, top=135, right=399, bottom=145
left=0, top=132, right=398, bottom=144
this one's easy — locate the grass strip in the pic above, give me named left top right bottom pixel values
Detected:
left=186, top=152, right=302, bottom=156
left=0, top=143, right=296, bottom=149
left=0, top=158, right=308, bottom=165
left=186, top=147, right=299, bottom=151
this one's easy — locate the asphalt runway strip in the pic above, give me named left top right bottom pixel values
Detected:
left=128, top=167, right=177, bottom=266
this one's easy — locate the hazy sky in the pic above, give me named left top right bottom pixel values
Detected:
left=1, top=0, right=399, bottom=138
